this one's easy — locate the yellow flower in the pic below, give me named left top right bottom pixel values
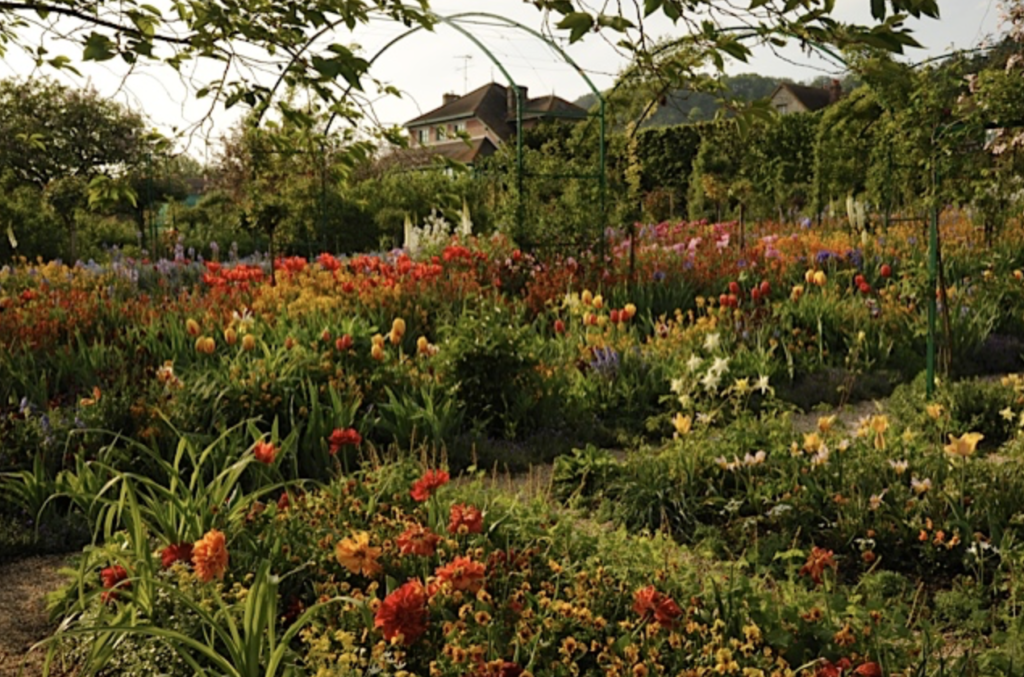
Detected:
left=391, top=318, right=406, bottom=337
left=926, top=403, right=944, bottom=420
left=672, top=413, right=692, bottom=436
left=241, top=334, right=256, bottom=351
left=371, top=344, right=385, bottom=361
left=869, top=415, right=888, bottom=450
left=944, top=432, right=984, bottom=458
left=817, top=415, right=836, bottom=434
left=335, top=531, right=382, bottom=577
left=592, top=294, right=604, bottom=310
left=802, top=432, right=824, bottom=454
left=581, top=290, right=593, bottom=305
left=186, top=318, right=201, bottom=336
left=224, top=327, right=238, bottom=346
left=790, top=285, right=804, bottom=302
left=812, top=270, right=827, bottom=287
left=623, top=303, right=637, bottom=319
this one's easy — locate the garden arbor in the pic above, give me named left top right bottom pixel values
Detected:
left=318, top=10, right=608, bottom=250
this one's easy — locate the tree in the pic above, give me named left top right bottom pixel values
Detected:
left=0, top=1, right=940, bottom=140
left=0, top=77, right=164, bottom=258
left=0, top=78, right=154, bottom=187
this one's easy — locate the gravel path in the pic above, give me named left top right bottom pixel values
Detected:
left=0, top=555, right=73, bottom=677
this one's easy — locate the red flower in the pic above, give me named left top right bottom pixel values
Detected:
left=554, top=319, right=566, bottom=334
left=253, top=440, right=277, bottom=464
left=374, top=579, right=428, bottom=645
left=434, top=555, right=486, bottom=593
left=853, top=663, right=882, bottom=677
left=448, top=503, right=483, bottom=535
left=632, top=586, right=681, bottom=628
left=410, top=469, right=450, bottom=502
left=328, top=428, right=361, bottom=455
left=880, top=264, right=892, bottom=278
left=397, top=524, right=441, bottom=556
left=800, top=546, right=837, bottom=586
left=816, top=659, right=852, bottom=677
left=161, top=542, right=194, bottom=569
left=335, top=334, right=353, bottom=351
left=100, top=565, right=130, bottom=603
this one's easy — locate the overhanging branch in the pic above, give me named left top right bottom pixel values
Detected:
left=0, top=1, right=193, bottom=45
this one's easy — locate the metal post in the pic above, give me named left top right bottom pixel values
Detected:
left=926, top=147, right=939, bottom=399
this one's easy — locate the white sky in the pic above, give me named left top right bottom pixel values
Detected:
left=0, top=0, right=1004, bottom=159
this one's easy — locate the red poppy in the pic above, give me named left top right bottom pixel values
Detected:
left=397, top=524, right=441, bottom=556
left=448, top=503, right=483, bottom=535
left=161, top=542, right=194, bottom=569
left=633, top=586, right=681, bottom=628
left=328, top=428, right=362, bottom=454
left=374, top=579, right=428, bottom=645
left=410, top=469, right=450, bottom=502
left=100, top=565, right=130, bottom=603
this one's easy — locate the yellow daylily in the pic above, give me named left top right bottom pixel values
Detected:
left=926, top=403, right=944, bottom=420
left=672, top=413, right=692, bottom=436
left=944, top=432, right=984, bottom=458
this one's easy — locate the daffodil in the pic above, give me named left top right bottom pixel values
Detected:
left=817, top=415, right=836, bottom=434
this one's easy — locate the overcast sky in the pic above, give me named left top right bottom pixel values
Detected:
left=0, top=0, right=1004, bottom=158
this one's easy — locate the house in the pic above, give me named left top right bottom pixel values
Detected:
left=768, top=80, right=843, bottom=115
left=404, top=82, right=588, bottom=164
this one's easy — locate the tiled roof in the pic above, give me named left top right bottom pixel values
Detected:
left=774, top=83, right=834, bottom=112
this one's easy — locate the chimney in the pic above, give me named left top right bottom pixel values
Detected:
left=829, top=79, right=842, bottom=104
left=507, top=84, right=528, bottom=117
left=443, top=92, right=459, bottom=106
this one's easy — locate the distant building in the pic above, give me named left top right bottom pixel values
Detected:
left=768, top=80, right=843, bottom=115
left=404, top=82, right=588, bottom=164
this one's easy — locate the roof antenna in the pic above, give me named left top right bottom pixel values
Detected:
left=456, top=55, right=473, bottom=94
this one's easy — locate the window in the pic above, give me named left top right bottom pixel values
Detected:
left=435, top=126, right=446, bottom=141
left=453, top=122, right=467, bottom=134
left=416, top=129, right=427, bottom=144
left=775, top=103, right=788, bottom=114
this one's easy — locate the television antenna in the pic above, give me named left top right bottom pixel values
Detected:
left=456, top=54, right=473, bottom=93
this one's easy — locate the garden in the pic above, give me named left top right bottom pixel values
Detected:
left=4, top=1, right=1024, bottom=676
left=5, top=206, right=1024, bottom=675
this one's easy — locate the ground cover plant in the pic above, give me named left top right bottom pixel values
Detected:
left=5, top=211, right=1024, bottom=675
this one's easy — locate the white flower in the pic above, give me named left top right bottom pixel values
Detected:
left=910, top=476, right=932, bottom=495
left=703, top=332, right=721, bottom=352
left=1001, top=407, right=1015, bottom=422
left=810, top=446, right=830, bottom=467
left=670, top=377, right=686, bottom=395
left=743, top=450, right=766, bottom=467
left=754, top=375, right=770, bottom=394
left=710, top=356, right=729, bottom=376
left=889, top=459, right=909, bottom=475
left=837, top=439, right=850, bottom=452
left=700, top=371, right=721, bottom=393
left=686, top=355, right=703, bottom=373
left=869, top=492, right=886, bottom=511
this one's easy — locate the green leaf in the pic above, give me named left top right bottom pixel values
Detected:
left=556, top=12, right=593, bottom=43
left=871, top=0, right=886, bottom=19
left=596, top=14, right=634, bottom=31
left=82, top=33, right=116, bottom=61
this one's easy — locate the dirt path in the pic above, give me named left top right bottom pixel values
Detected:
left=0, top=555, right=73, bottom=677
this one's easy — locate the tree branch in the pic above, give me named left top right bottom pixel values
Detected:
left=0, top=1, right=193, bottom=45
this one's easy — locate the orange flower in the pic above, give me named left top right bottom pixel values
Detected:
left=799, top=546, right=836, bottom=586
left=410, top=469, right=450, bottom=502
left=253, top=440, right=277, bottom=464
left=434, top=555, right=486, bottom=593
left=241, top=334, right=256, bottom=351
left=328, top=427, right=361, bottom=454
left=448, top=503, right=483, bottom=535
left=186, top=318, right=201, bottom=336
left=374, top=579, right=428, bottom=645
left=632, top=586, right=681, bottom=629
left=397, top=524, right=441, bottom=556
left=335, top=531, right=382, bottom=577
left=193, top=529, right=229, bottom=582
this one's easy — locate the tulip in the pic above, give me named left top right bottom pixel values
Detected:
left=881, top=264, right=892, bottom=278
left=812, top=271, right=827, bottom=286
left=609, top=309, right=621, bottom=324
left=623, top=303, right=637, bottom=320
left=581, top=290, right=593, bottom=305
left=553, top=319, right=566, bottom=334
left=242, top=334, right=256, bottom=351
left=336, top=334, right=353, bottom=351
left=224, top=327, right=237, bottom=346
left=759, top=280, right=770, bottom=297
left=186, top=318, right=201, bottom=336
left=371, top=344, right=385, bottom=361
left=728, top=281, right=740, bottom=296
left=592, top=294, right=604, bottom=310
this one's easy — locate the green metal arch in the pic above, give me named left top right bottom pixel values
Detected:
left=315, top=9, right=607, bottom=246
